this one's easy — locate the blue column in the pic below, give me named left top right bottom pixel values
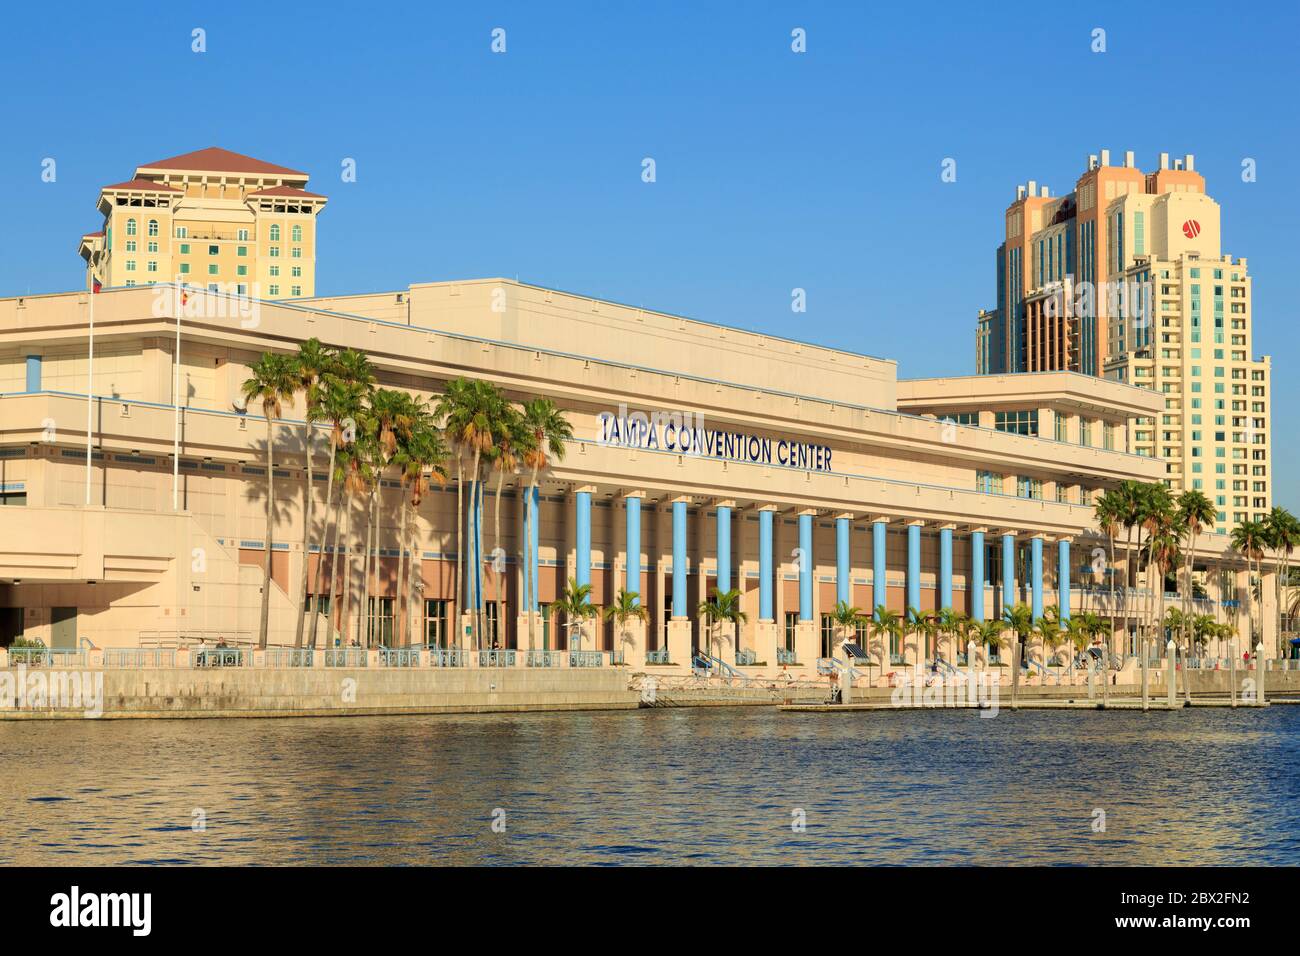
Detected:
left=939, top=527, right=953, bottom=611
left=907, top=524, right=921, bottom=611
left=970, top=530, right=985, bottom=621
left=467, top=481, right=484, bottom=610
left=1058, top=539, right=1070, bottom=623
left=835, top=517, right=850, bottom=606
left=1002, top=533, right=1016, bottom=613
left=672, top=500, right=687, bottom=618
left=25, top=355, right=41, bottom=392
left=528, top=486, right=539, bottom=611
left=575, top=490, right=591, bottom=588
left=625, top=496, right=641, bottom=605
left=716, top=505, right=731, bottom=594
left=1031, top=536, right=1044, bottom=621
left=872, top=520, right=887, bottom=617
left=798, top=513, right=813, bottom=621
left=759, top=509, right=774, bottom=620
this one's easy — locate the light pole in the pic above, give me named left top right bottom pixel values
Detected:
left=1166, top=639, right=1177, bottom=708
left=1256, top=641, right=1266, bottom=706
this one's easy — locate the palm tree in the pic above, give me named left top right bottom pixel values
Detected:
left=554, top=577, right=595, bottom=652
left=603, top=589, right=648, bottom=662
left=697, top=587, right=748, bottom=661
left=871, top=605, right=903, bottom=674
left=831, top=600, right=867, bottom=660
left=1117, top=479, right=1146, bottom=641
left=519, top=398, right=573, bottom=651
left=487, top=403, right=526, bottom=648
left=904, top=605, right=929, bottom=667
left=392, top=399, right=444, bottom=646
left=1177, top=490, right=1216, bottom=655
left=241, top=352, right=298, bottom=649
left=1003, top=602, right=1034, bottom=705
left=397, top=413, right=448, bottom=647
left=436, top=379, right=506, bottom=649
left=1094, top=488, right=1125, bottom=646
left=1231, top=519, right=1268, bottom=655
left=1264, top=507, right=1299, bottom=659
left=971, top=618, right=1005, bottom=667
left=290, top=338, right=333, bottom=649
left=312, top=351, right=373, bottom=650
left=1035, top=606, right=1065, bottom=671
left=935, top=606, right=961, bottom=665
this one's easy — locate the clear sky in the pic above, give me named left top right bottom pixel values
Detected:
left=1, top=1, right=1296, bottom=506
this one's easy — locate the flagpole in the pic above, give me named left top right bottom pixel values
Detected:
left=173, top=282, right=181, bottom=510
left=84, top=281, right=94, bottom=505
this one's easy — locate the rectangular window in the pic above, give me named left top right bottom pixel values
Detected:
left=237, top=265, right=247, bottom=276
left=237, top=245, right=248, bottom=257
left=424, top=600, right=449, bottom=647
left=208, top=245, right=219, bottom=255
left=208, top=264, right=218, bottom=275
left=179, top=243, right=189, bottom=254
left=269, top=285, right=279, bottom=296
left=994, top=410, right=1038, bottom=436
left=237, top=228, right=249, bottom=241
left=291, top=285, right=302, bottom=296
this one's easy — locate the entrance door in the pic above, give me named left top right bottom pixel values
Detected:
left=51, top=607, right=77, bottom=650
left=0, top=607, right=22, bottom=647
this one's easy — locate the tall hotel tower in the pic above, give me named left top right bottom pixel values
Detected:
left=975, top=150, right=1271, bottom=535
left=77, top=147, right=327, bottom=299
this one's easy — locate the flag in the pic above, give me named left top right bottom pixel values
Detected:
left=92, top=278, right=102, bottom=294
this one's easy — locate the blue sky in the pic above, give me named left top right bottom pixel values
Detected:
left=1, top=1, right=1296, bottom=506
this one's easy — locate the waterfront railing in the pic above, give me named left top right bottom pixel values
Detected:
left=264, top=648, right=314, bottom=668
left=527, top=649, right=559, bottom=667
left=7, top=647, right=86, bottom=667
left=104, top=648, right=177, bottom=668
left=324, top=648, right=368, bottom=668
left=193, top=647, right=245, bottom=668
left=379, top=648, right=421, bottom=668
left=478, top=649, right=517, bottom=667
left=431, top=648, right=467, bottom=667
left=569, top=650, right=604, bottom=668
left=645, top=649, right=670, bottom=664
left=777, top=648, right=798, bottom=665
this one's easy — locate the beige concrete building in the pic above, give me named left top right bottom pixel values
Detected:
left=77, top=147, right=325, bottom=300
left=0, top=280, right=1285, bottom=672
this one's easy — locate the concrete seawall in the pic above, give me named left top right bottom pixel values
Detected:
left=0, top=666, right=639, bottom=719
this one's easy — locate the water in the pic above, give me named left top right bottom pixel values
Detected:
left=2, top=707, right=1298, bottom=865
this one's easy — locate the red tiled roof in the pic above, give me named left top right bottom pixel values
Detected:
left=101, top=178, right=182, bottom=193
left=82, top=230, right=105, bottom=238
left=247, top=185, right=327, bottom=199
left=138, top=147, right=308, bottom=177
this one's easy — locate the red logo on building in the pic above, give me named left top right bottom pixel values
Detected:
left=1182, top=219, right=1201, bottom=239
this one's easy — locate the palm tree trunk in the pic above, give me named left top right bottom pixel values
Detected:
left=309, top=439, right=338, bottom=650
left=526, top=466, right=539, bottom=652
left=396, top=496, right=408, bottom=646
left=337, top=494, right=353, bottom=648
left=294, top=420, right=313, bottom=649
left=455, top=456, right=464, bottom=650
left=409, top=497, right=422, bottom=648
left=258, top=414, right=274, bottom=650
left=469, top=451, right=482, bottom=648
left=494, top=465, right=505, bottom=648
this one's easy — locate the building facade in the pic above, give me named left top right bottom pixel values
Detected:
left=975, top=150, right=1272, bottom=531
left=0, top=280, right=1284, bottom=669
left=77, top=147, right=326, bottom=300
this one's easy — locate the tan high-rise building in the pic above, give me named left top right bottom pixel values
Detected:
left=77, top=147, right=326, bottom=299
left=976, top=150, right=1272, bottom=533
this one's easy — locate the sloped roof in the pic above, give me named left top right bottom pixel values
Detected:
left=247, top=184, right=327, bottom=200
left=101, top=178, right=182, bottom=193
left=137, top=147, right=308, bottom=177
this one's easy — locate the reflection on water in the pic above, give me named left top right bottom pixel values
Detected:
left=2, top=707, right=1298, bottom=865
